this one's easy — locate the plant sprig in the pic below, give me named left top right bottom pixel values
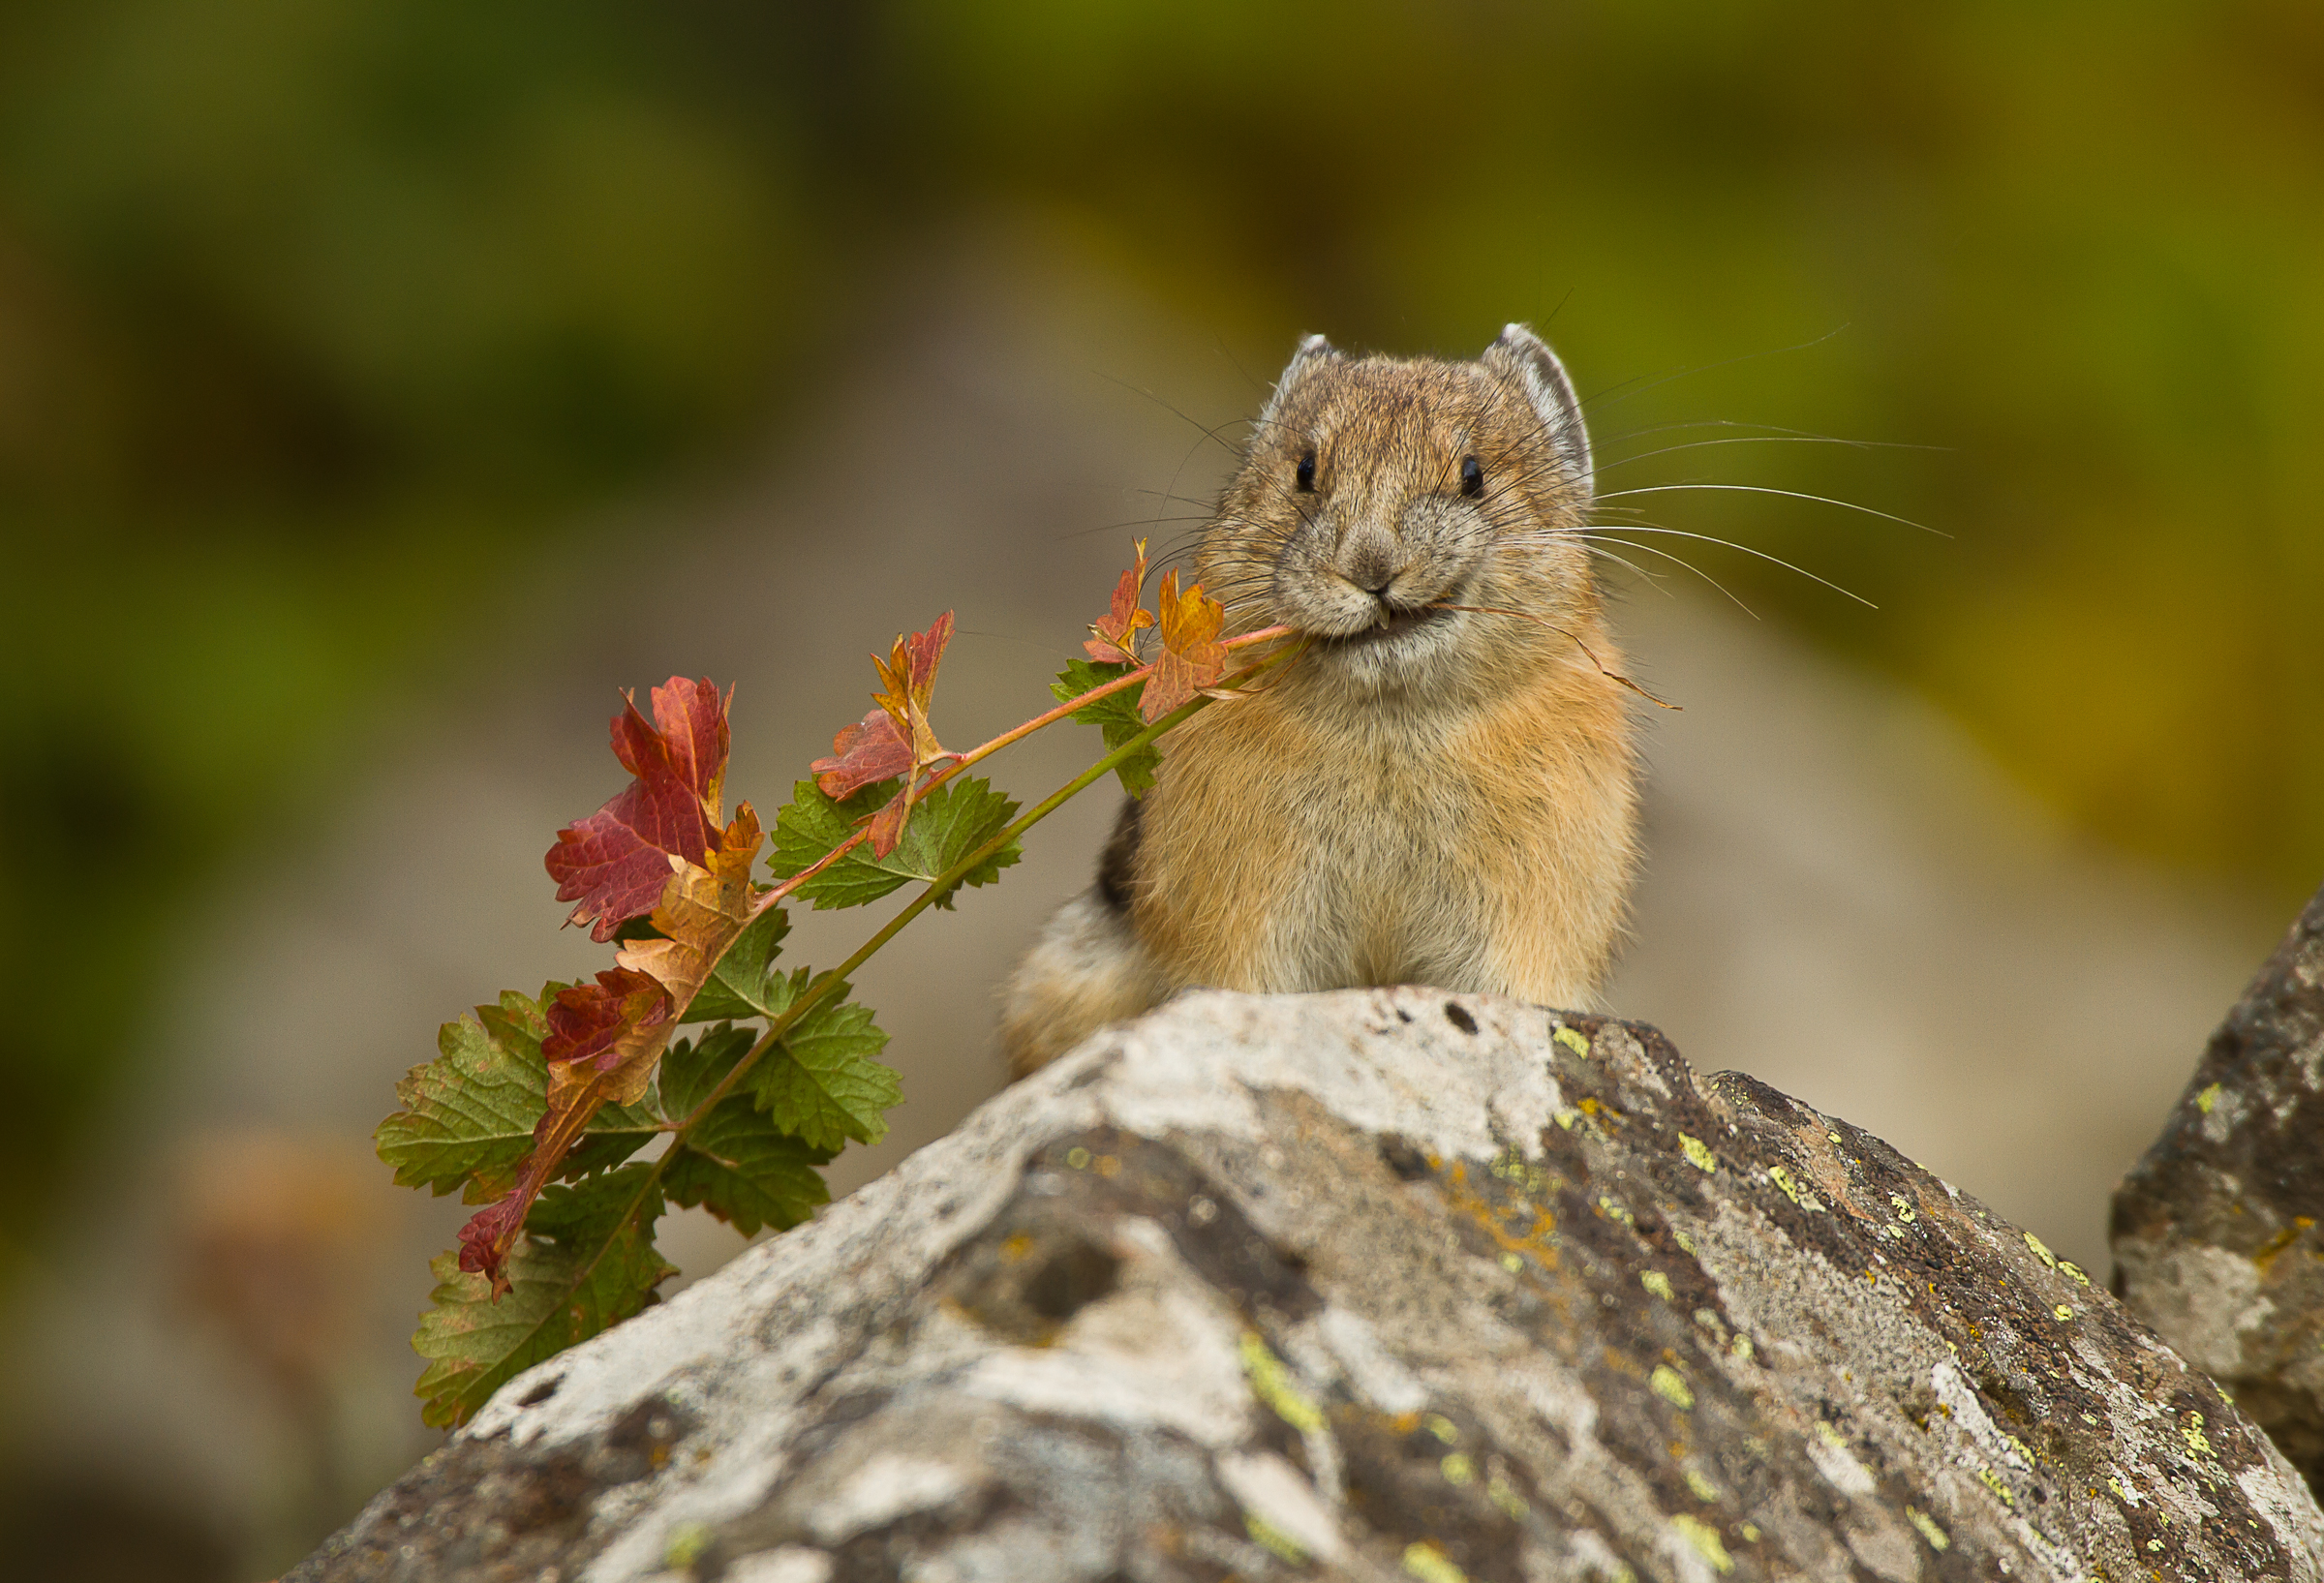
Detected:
left=377, top=542, right=1302, bottom=1425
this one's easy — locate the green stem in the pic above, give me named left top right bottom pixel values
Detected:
left=677, top=635, right=1309, bottom=1132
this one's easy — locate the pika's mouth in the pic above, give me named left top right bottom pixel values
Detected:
left=1312, top=602, right=1459, bottom=651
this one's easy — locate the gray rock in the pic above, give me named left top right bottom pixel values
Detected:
left=294, top=989, right=2322, bottom=1582
left=2114, top=881, right=2324, bottom=1493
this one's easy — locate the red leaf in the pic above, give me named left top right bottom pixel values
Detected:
left=811, top=709, right=912, bottom=798
left=864, top=786, right=912, bottom=858
left=455, top=1195, right=528, bottom=1297
left=545, top=678, right=731, bottom=942
left=542, top=969, right=671, bottom=1075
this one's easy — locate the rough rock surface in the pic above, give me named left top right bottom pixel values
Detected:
left=2114, top=881, right=2324, bottom=1494
left=296, top=989, right=2322, bottom=1582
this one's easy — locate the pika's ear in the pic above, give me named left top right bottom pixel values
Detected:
left=1483, top=323, right=1592, bottom=496
left=1256, top=332, right=1338, bottom=431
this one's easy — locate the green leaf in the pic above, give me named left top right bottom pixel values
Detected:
left=660, top=1027, right=833, bottom=1236
left=564, top=1099, right=663, bottom=1178
left=376, top=986, right=656, bottom=1202
left=377, top=988, right=556, bottom=1203
left=770, top=776, right=1022, bottom=910
left=748, top=970, right=901, bottom=1150
left=1053, top=658, right=1159, bottom=796
left=411, top=1163, right=676, bottom=1428
left=658, top=1023, right=759, bottom=1117
left=682, top=903, right=791, bottom=1022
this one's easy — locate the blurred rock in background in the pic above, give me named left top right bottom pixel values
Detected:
left=2, top=3, right=2316, bottom=1576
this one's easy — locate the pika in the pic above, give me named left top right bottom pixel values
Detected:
left=1000, top=325, right=1639, bottom=1076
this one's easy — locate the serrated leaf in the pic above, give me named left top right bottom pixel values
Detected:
left=659, top=1026, right=833, bottom=1235
left=770, top=776, right=1022, bottom=910
left=1143, top=568, right=1226, bottom=721
left=412, top=1164, right=675, bottom=1428
left=1053, top=658, right=1160, bottom=796
left=544, top=678, right=729, bottom=942
left=658, top=1023, right=759, bottom=1117
left=379, top=987, right=657, bottom=1203
left=666, top=1106, right=832, bottom=1237
left=378, top=1001, right=551, bottom=1203
left=683, top=904, right=792, bottom=1022
left=744, top=970, right=900, bottom=1150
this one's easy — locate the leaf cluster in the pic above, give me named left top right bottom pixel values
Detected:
left=378, top=549, right=1275, bottom=1427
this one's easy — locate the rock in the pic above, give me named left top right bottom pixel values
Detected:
left=294, top=989, right=2322, bottom=1582
left=2114, top=881, right=2324, bottom=1493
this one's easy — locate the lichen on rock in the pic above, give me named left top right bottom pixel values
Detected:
left=2114, top=880, right=2324, bottom=1496
left=295, top=987, right=2323, bottom=1581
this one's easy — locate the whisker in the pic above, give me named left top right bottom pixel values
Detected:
left=1585, top=524, right=1873, bottom=608
left=1593, top=482, right=1945, bottom=537
left=1582, top=534, right=1758, bottom=618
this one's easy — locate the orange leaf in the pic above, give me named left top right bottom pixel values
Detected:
left=1140, top=569, right=1228, bottom=721
left=811, top=709, right=912, bottom=798
left=871, top=611, right=954, bottom=773
left=615, top=805, right=765, bottom=1017
left=1086, top=538, right=1154, bottom=664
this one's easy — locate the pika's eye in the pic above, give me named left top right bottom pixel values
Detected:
left=1295, top=449, right=1316, bottom=492
left=1459, top=455, right=1483, bottom=500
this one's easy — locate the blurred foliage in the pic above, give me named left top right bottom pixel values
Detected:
left=2, top=0, right=2320, bottom=1260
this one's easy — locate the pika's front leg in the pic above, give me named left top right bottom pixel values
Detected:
left=998, top=801, right=1168, bottom=1077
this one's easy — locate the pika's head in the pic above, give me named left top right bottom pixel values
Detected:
left=1199, top=325, right=1596, bottom=699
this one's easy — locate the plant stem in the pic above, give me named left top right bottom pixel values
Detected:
left=678, top=634, right=1308, bottom=1132
left=749, top=623, right=1295, bottom=919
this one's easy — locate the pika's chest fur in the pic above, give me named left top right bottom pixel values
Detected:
left=1125, top=657, right=1634, bottom=1003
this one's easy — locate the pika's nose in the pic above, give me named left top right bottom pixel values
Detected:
left=1338, top=525, right=1400, bottom=597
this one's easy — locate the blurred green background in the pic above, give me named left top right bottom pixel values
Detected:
left=1, top=0, right=2318, bottom=1569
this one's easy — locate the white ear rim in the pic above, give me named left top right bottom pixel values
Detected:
left=1489, top=322, right=1592, bottom=499
left=1257, top=332, right=1338, bottom=431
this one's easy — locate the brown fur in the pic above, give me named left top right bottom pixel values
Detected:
left=1001, top=326, right=1639, bottom=1077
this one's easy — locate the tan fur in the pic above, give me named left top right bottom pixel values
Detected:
left=1002, top=326, right=1639, bottom=1077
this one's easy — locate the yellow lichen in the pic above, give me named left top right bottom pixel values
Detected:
left=1441, top=1452, right=1476, bottom=1486
left=662, top=1523, right=714, bottom=1568
left=2023, top=1231, right=2058, bottom=1268
left=2184, top=1412, right=2213, bottom=1459
left=1889, top=1192, right=1916, bottom=1223
left=1642, top=1270, right=1675, bottom=1302
left=1403, top=1540, right=1469, bottom=1583
left=2061, top=1261, right=2092, bottom=1287
left=1685, top=1467, right=1722, bottom=1503
left=1905, top=1506, right=1951, bottom=1552
left=2197, top=1083, right=2221, bottom=1113
left=1680, top=1133, right=1718, bottom=1172
left=1977, top=1467, right=2014, bottom=1506
left=2055, top=1304, right=2074, bottom=1321
left=1671, top=1514, right=1734, bottom=1573
left=1554, top=1025, right=1593, bottom=1058
left=1424, top=1413, right=1460, bottom=1445
left=1487, top=1476, right=1528, bottom=1520
left=1651, top=1365, right=1696, bottom=1411
left=1238, top=1330, right=1325, bottom=1434
left=1246, top=1512, right=1308, bottom=1564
